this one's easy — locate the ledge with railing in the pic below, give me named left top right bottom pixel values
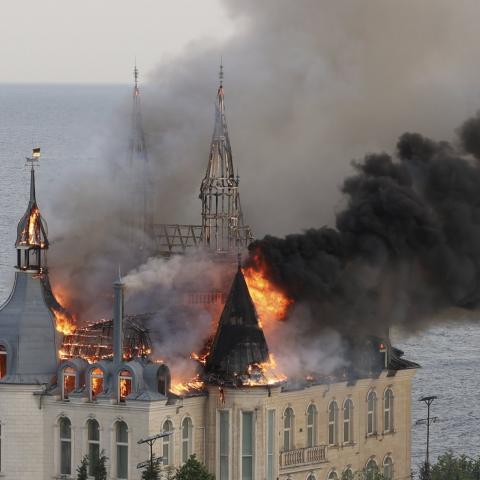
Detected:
left=280, top=445, right=328, bottom=469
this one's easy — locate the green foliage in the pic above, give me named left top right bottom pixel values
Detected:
left=429, top=450, right=480, bottom=480
left=141, top=455, right=161, bottom=480
left=92, top=450, right=108, bottom=480
left=76, top=455, right=89, bottom=480
left=161, top=465, right=176, bottom=480
left=174, top=455, right=215, bottom=480
left=341, top=469, right=384, bottom=480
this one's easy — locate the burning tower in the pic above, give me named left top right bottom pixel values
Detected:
left=0, top=150, right=61, bottom=383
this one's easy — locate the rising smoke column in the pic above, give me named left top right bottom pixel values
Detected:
left=248, top=113, right=480, bottom=337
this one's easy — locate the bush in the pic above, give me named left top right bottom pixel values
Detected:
left=174, top=455, right=214, bottom=480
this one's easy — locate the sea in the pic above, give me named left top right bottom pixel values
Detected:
left=0, top=84, right=479, bottom=471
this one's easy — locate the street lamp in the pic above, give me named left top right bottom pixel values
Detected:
left=137, top=431, right=173, bottom=476
left=416, top=395, right=438, bottom=480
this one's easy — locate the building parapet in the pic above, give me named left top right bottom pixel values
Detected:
left=280, top=445, right=328, bottom=469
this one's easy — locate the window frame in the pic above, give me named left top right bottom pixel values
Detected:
left=327, top=471, right=338, bottom=480
left=306, top=404, right=317, bottom=448
left=181, top=417, right=193, bottom=464
left=59, top=417, right=72, bottom=476
left=383, top=456, right=394, bottom=480
left=162, top=419, right=173, bottom=466
left=62, top=366, right=76, bottom=400
left=115, top=421, right=128, bottom=480
left=118, top=369, right=133, bottom=403
left=218, top=410, right=230, bottom=480
left=367, top=391, right=377, bottom=436
left=384, top=388, right=394, bottom=433
left=241, top=410, right=255, bottom=480
left=283, top=407, right=294, bottom=452
left=89, top=367, right=104, bottom=401
left=328, top=401, right=338, bottom=446
left=87, top=419, right=100, bottom=477
left=343, top=398, right=353, bottom=444
left=0, top=345, right=7, bottom=379
left=366, top=459, right=379, bottom=480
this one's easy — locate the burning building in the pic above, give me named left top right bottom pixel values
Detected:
left=0, top=70, right=418, bottom=480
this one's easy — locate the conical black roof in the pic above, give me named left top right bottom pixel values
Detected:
left=205, top=266, right=269, bottom=377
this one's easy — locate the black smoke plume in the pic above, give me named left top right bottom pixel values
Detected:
left=248, top=113, right=480, bottom=336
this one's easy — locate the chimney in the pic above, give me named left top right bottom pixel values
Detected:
left=113, top=270, right=125, bottom=365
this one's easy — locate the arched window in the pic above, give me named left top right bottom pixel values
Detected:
left=343, top=399, right=353, bottom=444
left=116, top=421, right=128, bottom=480
left=366, top=459, right=379, bottom=480
left=328, top=401, right=338, bottom=445
left=0, top=346, right=7, bottom=378
left=119, top=370, right=132, bottom=402
left=181, top=417, right=192, bottom=464
left=307, top=475, right=316, bottom=480
left=59, top=417, right=72, bottom=475
left=343, top=468, right=354, bottom=480
left=384, top=389, right=394, bottom=433
left=327, top=471, right=338, bottom=480
left=367, top=391, right=377, bottom=435
left=162, top=420, right=173, bottom=465
left=87, top=419, right=100, bottom=477
left=90, top=368, right=103, bottom=401
left=62, top=366, right=76, bottom=400
left=306, top=404, right=317, bottom=447
left=383, top=456, right=394, bottom=480
left=283, top=407, right=294, bottom=451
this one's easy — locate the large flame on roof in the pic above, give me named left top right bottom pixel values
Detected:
left=50, top=285, right=76, bottom=335
left=243, top=254, right=292, bottom=329
left=19, top=206, right=44, bottom=247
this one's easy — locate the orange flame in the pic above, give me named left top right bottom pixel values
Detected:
left=50, top=285, right=76, bottom=335
left=244, top=353, right=287, bottom=386
left=243, top=261, right=292, bottom=329
left=170, top=375, right=205, bottom=396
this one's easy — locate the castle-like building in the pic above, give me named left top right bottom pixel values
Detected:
left=0, top=70, right=417, bottom=480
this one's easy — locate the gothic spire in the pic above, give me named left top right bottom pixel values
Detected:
left=199, top=64, right=253, bottom=253
left=129, top=63, right=154, bottom=254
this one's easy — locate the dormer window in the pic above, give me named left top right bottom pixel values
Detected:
left=90, top=368, right=104, bottom=400
left=0, top=346, right=7, bottom=378
left=62, top=367, right=76, bottom=400
left=119, top=370, right=132, bottom=402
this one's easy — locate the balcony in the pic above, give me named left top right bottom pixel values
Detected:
left=280, top=445, right=328, bottom=469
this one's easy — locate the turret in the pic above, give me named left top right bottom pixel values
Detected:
left=15, top=149, right=49, bottom=272
left=0, top=149, right=61, bottom=383
left=204, top=264, right=269, bottom=381
left=200, top=63, right=253, bottom=253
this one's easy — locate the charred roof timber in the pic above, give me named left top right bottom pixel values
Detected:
left=204, top=264, right=269, bottom=381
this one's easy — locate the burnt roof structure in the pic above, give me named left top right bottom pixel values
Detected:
left=204, top=265, right=269, bottom=380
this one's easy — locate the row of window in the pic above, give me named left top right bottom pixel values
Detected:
left=284, top=389, right=394, bottom=451
left=307, top=457, right=394, bottom=480
left=58, top=416, right=194, bottom=478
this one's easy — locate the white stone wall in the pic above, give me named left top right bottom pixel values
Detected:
left=0, top=368, right=414, bottom=480
left=0, top=384, right=47, bottom=480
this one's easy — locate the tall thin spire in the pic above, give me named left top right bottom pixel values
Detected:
left=199, top=63, right=253, bottom=254
left=128, top=62, right=154, bottom=255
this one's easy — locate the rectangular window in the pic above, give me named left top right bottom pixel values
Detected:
left=267, top=410, right=275, bottom=480
left=242, top=412, right=254, bottom=480
left=219, top=411, right=229, bottom=480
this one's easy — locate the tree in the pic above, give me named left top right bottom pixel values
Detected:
left=91, top=450, right=108, bottom=480
left=76, top=455, right=89, bottom=480
left=174, top=455, right=214, bottom=480
left=428, top=450, right=480, bottom=480
left=141, top=454, right=161, bottom=480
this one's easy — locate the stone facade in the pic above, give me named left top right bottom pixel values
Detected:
left=0, top=366, right=414, bottom=479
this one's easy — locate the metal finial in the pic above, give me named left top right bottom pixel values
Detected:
left=219, top=57, right=224, bottom=87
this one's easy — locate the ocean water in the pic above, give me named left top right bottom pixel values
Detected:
left=0, top=84, right=479, bottom=471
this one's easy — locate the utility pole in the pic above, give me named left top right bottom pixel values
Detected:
left=137, top=430, right=173, bottom=479
left=417, top=395, right=438, bottom=480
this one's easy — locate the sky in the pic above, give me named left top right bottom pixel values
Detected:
left=0, top=0, right=233, bottom=84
